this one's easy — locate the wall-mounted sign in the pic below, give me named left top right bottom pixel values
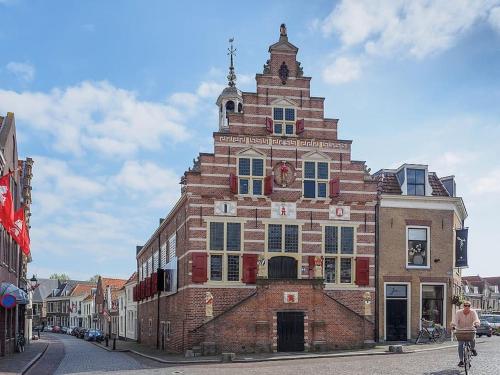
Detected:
left=0, top=294, right=16, bottom=309
left=214, top=201, right=237, bottom=216
left=455, top=228, right=468, bottom=268
left=329, top=205, right=350, bottom=220
left=284, top=292, right=298, bottom=304
left=271, top=202, right=296, bottom=219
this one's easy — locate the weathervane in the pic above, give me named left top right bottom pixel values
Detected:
left=227, top=38, right=237, bottom=87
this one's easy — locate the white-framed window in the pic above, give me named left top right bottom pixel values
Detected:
left=207, top=220, right=243, bottom=282
left=147, top=256, right=153, bottom=276
left=407, top=168, right=426, bottom=196
left=266, top=223, right=300, bottom=253
left=323, top=225, right=356, bottom=284
left=303, top=160, right=329, bottom=199
left=406, top=226, right=430, bottom=268
left=153, top=251, right=159, bottom=272
left=160, top=243, right=167, bottom=268
left=273, top=106, right=296, bottom=135
left=238, top=156, right=264, bottom=195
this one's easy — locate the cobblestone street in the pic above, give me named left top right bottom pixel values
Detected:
left=22, top=334, right=500, bottom=374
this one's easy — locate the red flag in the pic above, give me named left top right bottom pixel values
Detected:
left=11, top=207, right=29, bottom=255
left=0, top=174, right=14, bottom=230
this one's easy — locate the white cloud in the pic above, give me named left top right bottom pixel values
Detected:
left=0, top=81, right=191, bottom=157
left=322, top=57, right=362, bottom=84
left=321, top=1, right=500, bottom=59
left=196, top=81, right=225, bottom=98
left=489, top=6, right=500, bottom=32
left=6, top=61, right=35, bottom=82
left=474, top=169, right=500, bottom=194
left=113, top=160, right=181, bottom=207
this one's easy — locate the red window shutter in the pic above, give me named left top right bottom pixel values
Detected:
left=296, top=119, right=304, bottom=134
left=192, top=252, right=208, bottom=283
left=264, top=175, right=273, bottom=195
left=229, top=173, right=238, bottom=194
left=265, top=117, right=274, bottom=133
left=152, top=272, right=158, bottom=293
left=242, top=254, right=258, bottom=284
left=308, top=256, right=316, bottom=278
left=355, top=257, right=370, bottom=286
left=329, top=177, right=340, bottom=198
left=145, top=277, right=150, bottom=298
left=139, top=281, right=143, bottom=300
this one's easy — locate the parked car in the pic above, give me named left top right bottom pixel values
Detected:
left=66, top=326, right=75, bottom=334
left=71, top=327, right=81, bottom=336
left=52, top=325, right=61, bottom=333
left=476, top=320, right=493, bottom=337
left=78, top=328, right=88, bottom=339
left=45, top=325, right=53, bottom=332
left=84, top=329, right=104, bottom=341
left=482, top=314, right=500, bottom=329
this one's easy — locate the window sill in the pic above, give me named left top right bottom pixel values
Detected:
left=406, top=266, right=431, bottom=270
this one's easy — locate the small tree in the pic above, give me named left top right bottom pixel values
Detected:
left=88, top=275, right=100, bottom=283
left=49, top=273, right=70, bottom=281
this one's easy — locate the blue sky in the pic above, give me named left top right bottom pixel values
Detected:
left=1, top=0, right=499, bottom=280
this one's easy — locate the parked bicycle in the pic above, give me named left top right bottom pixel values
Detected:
left=16, top=332, right=25, bottom=353
left=416, top=318, right=447, bottom=344
left=454, top=329, right=476, bottom=374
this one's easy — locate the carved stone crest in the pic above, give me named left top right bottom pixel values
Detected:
left=273, top=161, right=295, bottom=187
left=279, top=62, right=289, bottom=84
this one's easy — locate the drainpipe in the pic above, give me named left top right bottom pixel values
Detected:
left=374, top=198, right=380, bottom=343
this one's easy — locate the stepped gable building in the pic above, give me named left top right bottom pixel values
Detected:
left=374, top=165, right=467, bottom=342
left=136, top=25, right=378, bottom=354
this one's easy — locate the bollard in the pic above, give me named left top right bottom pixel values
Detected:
left=105, top=336, right=109, bottom=347
left=113, top=338, right=116, bottom=350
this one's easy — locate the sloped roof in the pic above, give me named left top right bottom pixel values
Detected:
left=484, top=277, right=500, bottom=286
left=374, top=167, right=450, bottom=197
left=32, top=278, right=59, bottom=303
left=101, top=277, right=127, bottom=290
left=83, top=293, right=94, bottom=302
left=125, top=272, right=137, bottom=286
left=70, top=283, right=95, bottom=297
left=428, top=173, right=449, bottom=196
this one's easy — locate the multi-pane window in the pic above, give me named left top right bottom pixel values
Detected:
left=168, top=234, right=176, bottom=261
left=267, top=224, right=299, bottom=253
left=303, top=161, right=329, bottom=198
left=160, top=243, right=167, bottom=268
left=324, top=226, right=356, bottom=284
left=208, top=221, right=242, bottom=282
left=227, top=255, right=240, bottom=281
left=238, top=157, right=264, bottom=195
left=153, top=251, right=159, bottom=271
left=273, top=107, right=295, bottom=135
left=407, top=168, right=425, bottom=196
left=407, top=227, right=429, bottom=267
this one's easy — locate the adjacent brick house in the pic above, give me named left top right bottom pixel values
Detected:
left=95, top=276, right=127, bottom=335
left=463, top=276, right=500, bottom=312
left=374, top=164, right=467, bottom=341
left=135, top=25, right=377, bottom=354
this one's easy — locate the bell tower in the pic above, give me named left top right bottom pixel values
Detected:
left=216, top=38, right=243, bottom=132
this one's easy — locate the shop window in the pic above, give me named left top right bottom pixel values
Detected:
left=303, top=161, right=329, bottom=198
left=421, top=285, right=444, bottom=325
left=407, top=227, right=429, bottom=267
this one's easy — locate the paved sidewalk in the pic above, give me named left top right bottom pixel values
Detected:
left=0, top=337, right=49, bottom=375
left=91, top=337, right=485, bottom=365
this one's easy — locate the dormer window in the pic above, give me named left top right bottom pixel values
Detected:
left=407, top=168, right=425, bottom=196
left=273, top=107, right=295, bottom=135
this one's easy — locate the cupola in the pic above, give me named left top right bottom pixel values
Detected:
left=216, top=38, right=243, bottom=132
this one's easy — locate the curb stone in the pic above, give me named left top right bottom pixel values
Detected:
left=20, top=342, right=49, bottom=375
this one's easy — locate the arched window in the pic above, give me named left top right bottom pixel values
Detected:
left=238, top=103, right=243, bottom=113
left=225, top=100, right=235, bottom=112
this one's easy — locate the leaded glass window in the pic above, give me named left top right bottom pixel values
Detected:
left=209, top=222, right=224, bottom=250
left=226, top=223, right=241, bottom=251
left=238, top=157, right=264, bottom=195
left=273, top=107, right=295, bottom=135
left=303, top=161, right=329, bottom=198
left=210, top=255, right=222, bottom=281
left=227, top=255, right=240, bottom=281
left=284, top=225, right=299, bottom=253
left=268, top=224, right=282, bottom=252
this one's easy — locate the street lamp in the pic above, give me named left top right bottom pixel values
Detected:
left=29, top=275, right=38, bottom=291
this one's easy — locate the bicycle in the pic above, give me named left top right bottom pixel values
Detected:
left=416, top=319, right=447, bottom=344
left=15, top=332, right=25, bottom=353
left=454, top=328, right=476, bottom=374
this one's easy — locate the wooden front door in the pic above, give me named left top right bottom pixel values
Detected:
left=277, top=311, right=304, bottom=352
left=268, top=256, right=297, bottom=279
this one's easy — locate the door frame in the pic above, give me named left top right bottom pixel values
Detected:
left=419, top=282, right=447, bottom=330
left=384, top=282, right=411, bottom=341
left=277, top=311, right=305, bottom=352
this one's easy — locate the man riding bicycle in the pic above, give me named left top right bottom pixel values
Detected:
left=451, top=301, right=480, bottom=367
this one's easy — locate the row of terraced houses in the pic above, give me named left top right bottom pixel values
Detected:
left=129, top=26, right=492, bottom=355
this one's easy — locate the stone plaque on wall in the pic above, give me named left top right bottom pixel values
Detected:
left=214, top=201, right=237, bottom=216
left=271, top=202, right=297, bottom=219
left=329, top=205, right=350, bottom=220
left=284, top=292, right=298, bottom=304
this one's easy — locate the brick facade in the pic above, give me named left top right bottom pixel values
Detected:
left=135, top=27, right=377, bottom=354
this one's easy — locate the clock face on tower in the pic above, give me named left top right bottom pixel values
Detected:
left=214, top=201, right=237, bottom=216
left=273, top=161, right=295, bottom=187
